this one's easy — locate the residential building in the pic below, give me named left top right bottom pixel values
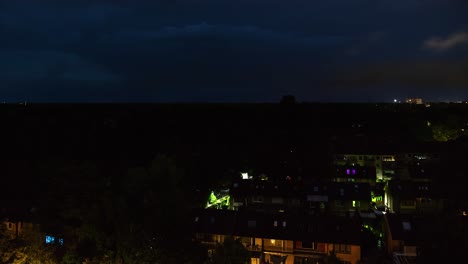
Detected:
left=385, top=180, right=445, bottom=214
left=192, top=209, right=363, bottom=264
left=230, top=180, right=372, bottom=216
left=382, top=214, right=420, bottom=264
left=334, top=154, right=396, bottom=182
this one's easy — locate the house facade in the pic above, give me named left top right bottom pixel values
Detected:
left=192, top=209, right=362, bottom=264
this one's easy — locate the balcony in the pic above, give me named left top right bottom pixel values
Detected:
left=393, top=252, right=417, bottom=264
left=245, top=244, right=262, bottom=252
left=263, top=239, right=294, bottom=253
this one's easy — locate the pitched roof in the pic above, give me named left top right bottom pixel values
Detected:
left=231, top=180, right=371, bottom=201
left=192, top=209, right=363, bottom=245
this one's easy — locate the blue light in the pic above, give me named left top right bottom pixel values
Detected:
left=58, top=238, right=64, bottom=245
left=45, top=235, right=55, bottom=244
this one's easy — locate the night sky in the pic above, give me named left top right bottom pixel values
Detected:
left=1, top=0, right=468, bottom=103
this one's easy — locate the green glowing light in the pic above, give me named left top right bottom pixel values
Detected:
left=209, top=191, right=217, bottom=204
left=362, top=224, right=383, bottom=238
left=206, top=191, right=231, bottom=209
left=371, top=196, right=383, bottom=203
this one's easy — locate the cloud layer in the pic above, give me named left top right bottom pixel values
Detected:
left=424, top=32, right=468, bottom=51
left=0, top=0, right=467, bottom=102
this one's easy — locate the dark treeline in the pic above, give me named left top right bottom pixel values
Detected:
left=2, top=102, right=468, bottom=195
left=2, top=102, right=468, bottom=188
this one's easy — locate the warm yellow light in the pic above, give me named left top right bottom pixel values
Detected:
left=270, top=239, right=275, bottom=244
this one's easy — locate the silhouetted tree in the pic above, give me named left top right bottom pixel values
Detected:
left=325, top=250, right=340, bottom=264
left=211, top=237, right=249, bottom=264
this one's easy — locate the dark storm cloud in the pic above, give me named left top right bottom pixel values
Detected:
left=1, top=0, right=467, bottom=102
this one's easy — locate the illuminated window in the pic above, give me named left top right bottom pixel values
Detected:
left=268, top=239, right=283, bottom=247
left=282, top=221, right=287, bottom=227
left=273, top=221, right=278, bottom=227
left=353, top=200, right=360, bottom=207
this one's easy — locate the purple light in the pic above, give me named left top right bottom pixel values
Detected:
left=346, top=169, right=350, bottom=175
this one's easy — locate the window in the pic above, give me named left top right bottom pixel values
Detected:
left=307, top=224, right=317, bottom=232
left=195, top=233, right=204, bottom=240
left=282, top=221, right=287, bottom=227
left=402, top=221, right=412, bottom=231
left=253, top=196, right=263, bottom=203
left=352, top=200, right=360, bottom=208
left=272, top=197, right=283, bottom=204
left=273, top=221, right=278, bottom=227
left=334, top=244, right=351, bottom=254
left=301, top=241, right=319, bottom=250
left=240, top=236, right=251, bottom=245
left=268, top=239, right=283, bottom=247
left=7, top=223, right=12, bottom=230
